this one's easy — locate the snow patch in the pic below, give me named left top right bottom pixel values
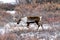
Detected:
left=6, top=11, right=16, bottom=14
left=29, top=23, right=38, bottom=30
left=0, top=28, right=5, bottom=35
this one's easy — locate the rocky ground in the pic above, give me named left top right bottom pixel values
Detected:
left=0, top=16, right=60, bottom=40
left=0, top=2, right=60, bottom=40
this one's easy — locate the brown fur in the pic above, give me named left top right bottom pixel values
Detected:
left=27, top=16, right=40, bottom=27
left=17, top=16, right=43, bottom=28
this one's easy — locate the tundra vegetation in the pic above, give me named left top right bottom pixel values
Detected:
left=0, top=0, right=60, bottom=40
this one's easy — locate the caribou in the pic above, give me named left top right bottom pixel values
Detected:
left=17, top=16, right=43, bottom=28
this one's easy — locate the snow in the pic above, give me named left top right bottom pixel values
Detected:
left=0, top=0, right=15, bottom=3
left=43, top=24, right=52, bottom=30
left=38, top=26, right=43, bottom=30
left=0, top=28, right=5, bottom=35
left=6, top=11, right=16, bottom=15
left=29, top=23, right=38, bottom=30
left=18, top=17, right=27, bottom=27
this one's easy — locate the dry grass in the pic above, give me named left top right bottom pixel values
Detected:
left=14, top=2, right=60, bottom=24
left=0, top=33, right=17, bottom=40
left=0, top=11, right=13, bottom=26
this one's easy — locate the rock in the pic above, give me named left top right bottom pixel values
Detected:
left=4, top=22, right=17, bottom=28
left=4, top=22, right=17, bottom=33
left=23, top=27, right=29, bottom=30
left=29, top=23, right=38, bottom=31
left=42, top=24, right=52, bottom=30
